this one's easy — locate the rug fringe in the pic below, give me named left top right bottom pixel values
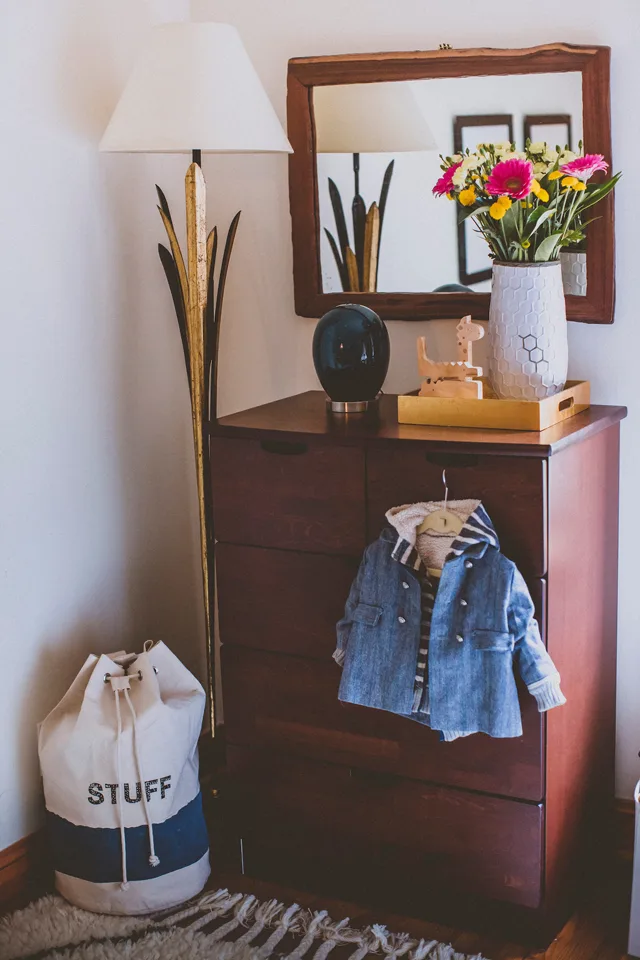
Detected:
left=147, top=888, right=488, bottom=960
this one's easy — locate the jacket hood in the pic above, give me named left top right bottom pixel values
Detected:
left=385, top=500, right=500, bottom=569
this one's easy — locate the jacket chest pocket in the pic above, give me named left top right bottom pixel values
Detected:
left=471, top=629, right=514, bottom=652
left=353, top=602, right=383, bottom=627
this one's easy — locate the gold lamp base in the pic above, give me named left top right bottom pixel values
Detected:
left=157, top=158, right=240, bottom=736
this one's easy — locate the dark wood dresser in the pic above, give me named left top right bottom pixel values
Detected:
left=211, top=391, right=626, bottom=938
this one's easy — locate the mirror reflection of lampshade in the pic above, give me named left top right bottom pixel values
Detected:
left=313, top=82, right=437, bottom=154
left=313, top=83, right=437, bottom=295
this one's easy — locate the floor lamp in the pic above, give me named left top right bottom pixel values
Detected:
left=100, top=22, right=292, bottom=734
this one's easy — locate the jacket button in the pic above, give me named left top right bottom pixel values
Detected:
left=460, top=599, right=468, bottom=607
left=402, top=581, right=409, bottom=589
left=465, top=560, right=473, bottom=569
left=398, top=616, right=406, bottom=624
left=456, top=634, right=464, bottom=643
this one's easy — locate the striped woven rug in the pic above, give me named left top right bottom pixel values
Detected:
left=0, top=888, right=488, bottom=960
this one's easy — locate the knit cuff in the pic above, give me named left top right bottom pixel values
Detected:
left=332, top=647, right=345, bottom=667
left=528, top=674, right=566, bottom=712
left=440, top=730, right=475, bottom=742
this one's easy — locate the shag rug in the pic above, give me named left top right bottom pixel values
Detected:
left=0, top=888, right=489, bottom=960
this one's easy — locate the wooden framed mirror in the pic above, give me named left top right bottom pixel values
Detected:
left=287, top=43, right=614, bottom=323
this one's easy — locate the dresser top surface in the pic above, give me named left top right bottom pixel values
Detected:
left=212, top=391, right=626, bottom=457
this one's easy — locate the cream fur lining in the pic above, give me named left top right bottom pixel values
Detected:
left=386, top=500, right=481, bottom=570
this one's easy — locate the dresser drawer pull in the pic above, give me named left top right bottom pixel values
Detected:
left=260, top=440, right=309, bottom=456
left=424, top=453, right=479, bottom=469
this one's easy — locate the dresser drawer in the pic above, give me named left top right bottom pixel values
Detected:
left=227, top=746, right=543, bottom=909
left=367, top=449, right=547, bottom=578
left=218, top=543, right=546, bottom=659
left=211, top=437, right=365, bottom=554
left=222, top=646, right=545, bottom=801
left=217, top=545, right=359, bottom=658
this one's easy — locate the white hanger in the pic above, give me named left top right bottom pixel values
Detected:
left=417, top=470, right=464, bottom=537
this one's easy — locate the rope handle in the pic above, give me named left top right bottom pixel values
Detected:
left=109, top=674, right=161, bottom=891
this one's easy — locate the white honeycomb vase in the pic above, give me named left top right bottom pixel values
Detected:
left=560, top=251, right=587, bottom=297
left=488, top=261, right=568, bottom=401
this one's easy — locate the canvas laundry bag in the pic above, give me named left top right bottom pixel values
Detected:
left=38, top=641, right=210, bottom=915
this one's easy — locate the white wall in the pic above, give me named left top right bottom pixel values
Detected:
left=192, top=0, right=640, bottom=798
left=0, top=0, right=207, bottom=851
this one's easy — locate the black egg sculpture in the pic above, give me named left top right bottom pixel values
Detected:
left=312, top=304, right=390, bottom=413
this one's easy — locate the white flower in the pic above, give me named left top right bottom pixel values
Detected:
left=528, top=141, right=546, bottom=155
left=533, top=161, right=550, bottom=181
left=451, top=154, right=463, bottom=162
left=461, top=153, right=482, bottom=171
left=452, top=166, right=467, bottom=187
left=544, top=147, right=559, bottom=163
left=494, top=141, right=514, bottom=155
left=559, top=150, right=577, bottom=165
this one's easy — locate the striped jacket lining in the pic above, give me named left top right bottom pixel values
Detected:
left=390, top=505, right=500, bottom=719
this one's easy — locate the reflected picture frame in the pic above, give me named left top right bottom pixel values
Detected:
left=453, top=114, right=514, bottom=288
left=524, top=113, right=573, bottom=150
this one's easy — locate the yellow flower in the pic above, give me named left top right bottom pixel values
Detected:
left=520, top=201, right=533, bottom=208
left=459, top=186, right=477, bottom=207
left=572, top=181, right=586, bottom=191
left=561, top=176, right=578, bottom=187
left=490, top=201, right=507, bottom=220
left=548, top=170, right=563, bottom=181
left=530, top=180, right=550, bottom=202
left=522, top=240, right=531, bottom=249
left=446, top=192, right=454, bottom=200
left=496, top=195, right=512, bottom=209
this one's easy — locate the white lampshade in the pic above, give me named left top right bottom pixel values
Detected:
left=100, top=22, right=292, bottom=154
left=313, top=82, right=437, bottom=154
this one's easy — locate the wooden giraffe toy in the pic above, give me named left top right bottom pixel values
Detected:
left=417, top=315, right=485, bottom=399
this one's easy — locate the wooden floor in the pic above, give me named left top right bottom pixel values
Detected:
left=210, top=865, right=634, bottom=960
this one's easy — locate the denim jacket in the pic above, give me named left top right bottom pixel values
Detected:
left=334, top=500, right=565, bottom=740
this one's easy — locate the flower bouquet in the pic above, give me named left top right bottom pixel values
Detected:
left=432, top=142, right=620, bottom=401
left=433, top=142, right=620, bottom=263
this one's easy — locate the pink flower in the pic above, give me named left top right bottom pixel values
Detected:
left=560, top=154, right=609, bottom=181
left=485, top=157, right=534, bottom=199
left=432, top=161, right=463, bottom=196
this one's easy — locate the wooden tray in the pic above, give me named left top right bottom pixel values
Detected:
left=397, top=380, right=590, bottom=432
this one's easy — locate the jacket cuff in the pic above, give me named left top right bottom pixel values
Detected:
left=333, top=647, right=345, bottom=667
left=528, top=674, right=566, bottom=712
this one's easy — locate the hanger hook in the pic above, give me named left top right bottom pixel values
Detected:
left=442, top=468, right=449, bottom=510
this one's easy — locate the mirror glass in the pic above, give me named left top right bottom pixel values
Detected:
left=315, top=72, right=583, bottom=295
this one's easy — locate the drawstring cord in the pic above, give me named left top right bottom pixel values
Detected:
left=112, top=684, right=129, bottom=890
left=109, top=674, right=159, bottom=891
left=123, top=685, right=160, bottom=868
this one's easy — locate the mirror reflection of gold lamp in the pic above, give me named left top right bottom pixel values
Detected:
left=100, top=22, right=292, bottom=733
left=314, top=82, right=436, bottom=292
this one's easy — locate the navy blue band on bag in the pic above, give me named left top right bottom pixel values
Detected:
left=47, top=792, right=209, bottom=882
